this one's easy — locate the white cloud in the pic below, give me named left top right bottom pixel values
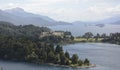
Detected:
left=8, top=3, right=14, bottom=6
left=25, top=0, right=66, bottom=6
left=50, top=5, right=120, bottom=22
left=87, top=5, right=120, bottom=15
left=0, top=0, right=120, bottom=22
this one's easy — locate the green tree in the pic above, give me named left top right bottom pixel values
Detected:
left=65, top=51, right=70, bottom=59
left=55, top=45, right=63, bottom=54
left=71, top=54, right=79, bottom=64
left=95, top=33, right=100, bottom=41
left=83, top=32, right=93, bottom=40
left=39, top=50, right=47, bottom=62
left=25, top=52, right=38, bottom=63
left=54, top=54, right=60, bottom=64
left=66, top=59, right=71, bottom=65
left=70, top=36, right=74, bottom=40
left=78, top=59, right=83, bottom=66
left=47, top=51, right=55, bottom=63
left=60, top=52, right=67, bottom=65
left=84, top=58, right=90, bottom=65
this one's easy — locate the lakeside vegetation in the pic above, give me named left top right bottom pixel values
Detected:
left=0, top=35, right=91, bottom=67
left=73, top=32, right=105, bottom=43
left=74, top=32, right=120, bottom=45
left=0, top=22, right=120, bottom=69
left=102, top=33, right=120, bottom=45
left=74, top=38, right=103, bottom=42
left=0, top=22, right=91, bottom=68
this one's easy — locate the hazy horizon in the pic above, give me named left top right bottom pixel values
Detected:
left=0, top=0, right=120, bottom=22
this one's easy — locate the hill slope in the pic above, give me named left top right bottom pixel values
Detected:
left=0, top=7, right=69, bottom=26
left=0, top=21, right=51, bottom=38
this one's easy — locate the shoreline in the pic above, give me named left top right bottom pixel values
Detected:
left=47, top=63, right=96, bottom=69
left=0, top=59, right=96, bottom=69
left=59, top=40, right=120, bottom=46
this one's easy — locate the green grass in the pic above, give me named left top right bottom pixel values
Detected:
left=74, top=38, right=103, bottom=42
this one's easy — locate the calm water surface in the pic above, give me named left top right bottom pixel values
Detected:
left=0, top=43, right=120, bottom=70
left=49, top=24, right=120, bottom=36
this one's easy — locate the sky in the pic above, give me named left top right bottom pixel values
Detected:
left=0, top=0, right=120, bottom=22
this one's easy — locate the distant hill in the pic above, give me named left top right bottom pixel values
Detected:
left=72, top=14, right=120, bottom=27
left=0, top=21, right=51, bottom=38
left=0, top=7, right=69, bottom=26
left=112, top=20, right=120, bottom=25
left=96, top=15, right=120, bottom=25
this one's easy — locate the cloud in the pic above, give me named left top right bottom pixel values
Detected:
left=25, top=0, right=66, bottom=6
left=8, top=3, right=14, bottom=6
left=87, top=5, right=120, bottom=15
left=0, top=0, right=120, bottom=22
left=50, top=5, right=120, bottom=22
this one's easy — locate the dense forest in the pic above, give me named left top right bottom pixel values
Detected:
left=0, top=35, right=89, bottom=66
left=0, top=21, right=74, bottom=43
left=0, top=21, right=50, bottom=38
left=0, top=22, right=90, bottom=67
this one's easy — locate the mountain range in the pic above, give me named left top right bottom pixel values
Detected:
left=0, top=7, right=69, bottom=26
left=72, top=14, right=120, bottom=27
left=0, top=7, right=120, bottom=27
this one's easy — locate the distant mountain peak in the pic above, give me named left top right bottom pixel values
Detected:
left=0, top=7, right=69, bottom=26
left=0, top=9, right=4, bottom=12
left=5, top=7, right=25, bottom=13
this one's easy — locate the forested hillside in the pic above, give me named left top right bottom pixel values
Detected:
left=0, top=21, right=51, bottom=38
left=0, top=21, right=90, bottom=67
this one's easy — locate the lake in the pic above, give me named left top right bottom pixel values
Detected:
left=48, top=23, right=120, bottom=36
left=0, top=43, right=120, bottom=70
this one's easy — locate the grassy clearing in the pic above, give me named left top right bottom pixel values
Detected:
left=74, top=38, right=103, bottom=42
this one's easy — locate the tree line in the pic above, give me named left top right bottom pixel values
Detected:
left=102, top=33, right=120, bottom=45
left=0, top=35, right=90, bottom=66
left=0, top=22, right=90, bottom=66
left=78, top=32, right=120, bottom=44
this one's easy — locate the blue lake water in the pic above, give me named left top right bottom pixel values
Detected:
left=0, top=43, right=120, bottom=70
left=48, top=23, right=120, bottom=36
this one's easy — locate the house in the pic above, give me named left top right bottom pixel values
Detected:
left=40, top=31, right=65, bottom=38
left=40, top=31, right=52, bottom=38
left=52, top=31, right=64, bottom=36
left=39, top=30, right=72, bottom=39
